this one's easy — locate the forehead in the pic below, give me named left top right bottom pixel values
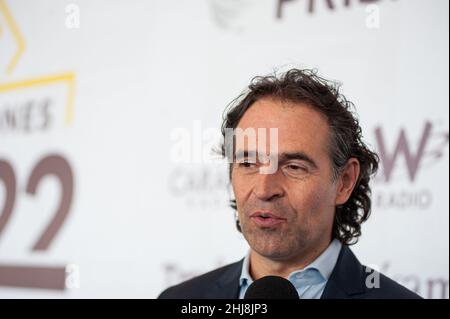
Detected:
left=235, top=97, right=331, bottom=157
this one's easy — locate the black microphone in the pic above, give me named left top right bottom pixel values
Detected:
left=244, top=276, right=300, bottom=299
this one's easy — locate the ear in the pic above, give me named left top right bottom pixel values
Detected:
left=335, top=158, right=360, bottom=205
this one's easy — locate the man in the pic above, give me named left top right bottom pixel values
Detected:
left=159, top=69, right=421, bottom=299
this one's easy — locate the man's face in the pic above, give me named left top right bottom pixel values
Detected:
left=231, top=97, right=339, bottom=262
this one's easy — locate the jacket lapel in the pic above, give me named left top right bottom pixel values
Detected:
left=210, top=259, right=244, bottom=299
left=321, top=245, right=366, bottom=299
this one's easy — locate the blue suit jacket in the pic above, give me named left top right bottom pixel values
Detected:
left=158, top=245, right=421, bottom=299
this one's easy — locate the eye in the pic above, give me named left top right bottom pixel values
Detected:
left=282, top=163, right=308, bottom=177
left=286, top=164, right=304, bottom=171
left=239, top=161, right=256, bottom=168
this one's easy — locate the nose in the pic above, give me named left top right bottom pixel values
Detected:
left=252, top=170, right=285, bottom=202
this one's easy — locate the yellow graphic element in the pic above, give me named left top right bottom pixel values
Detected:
left=0, top=0, right=25, bottom=75
left=0, top=72, right=76, bottom=125
left=0, top=1, right=76, bottom=126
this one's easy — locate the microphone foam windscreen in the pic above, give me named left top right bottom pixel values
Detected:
left=244, top=276, right=300, bottom=299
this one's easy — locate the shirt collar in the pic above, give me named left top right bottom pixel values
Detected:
left=239, top=238, right=342, bottom=287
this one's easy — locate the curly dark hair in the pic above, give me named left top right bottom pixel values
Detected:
left=219, top=68, right=379, bottom=245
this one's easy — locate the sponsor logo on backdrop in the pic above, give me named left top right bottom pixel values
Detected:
left=210, top=0, right=390, bottom=29
left=210, top=0, right=255, bottom=31
left=379, top=262, right=449, bottom=299
left=0, top=0, right=77, bottom=290
left=277, top=0, right=386, bottom=17
left=168, top=165, right=229, bottom=210
left=167, top=120, right=229, bottom=210
left=373, top=121, right=449, bottom=210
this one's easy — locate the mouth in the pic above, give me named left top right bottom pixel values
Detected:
left=249, top=211, right=287, bottom=228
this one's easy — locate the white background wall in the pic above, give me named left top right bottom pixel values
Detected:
left=0, top=0, right=448, bottom=298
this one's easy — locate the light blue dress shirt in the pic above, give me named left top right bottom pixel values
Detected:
left=238, top=239, right=342, bottom=299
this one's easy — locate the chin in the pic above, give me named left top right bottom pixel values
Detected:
left=251, top=241, right=293, bottom=260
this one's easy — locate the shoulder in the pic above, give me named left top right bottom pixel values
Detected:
left=325, top=245, right=422, bottom=299
left=158, top=260, right=243, bottom=299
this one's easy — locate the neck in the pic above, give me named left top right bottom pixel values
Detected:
left=249, top=238, right=333, bottom=280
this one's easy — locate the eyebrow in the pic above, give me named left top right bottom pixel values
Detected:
left=234, top=150, right=318, bottom=169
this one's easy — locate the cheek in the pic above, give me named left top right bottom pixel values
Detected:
left=232, top=172, right=253, bottom=199
left=289, top=180, right=336, bottom=221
